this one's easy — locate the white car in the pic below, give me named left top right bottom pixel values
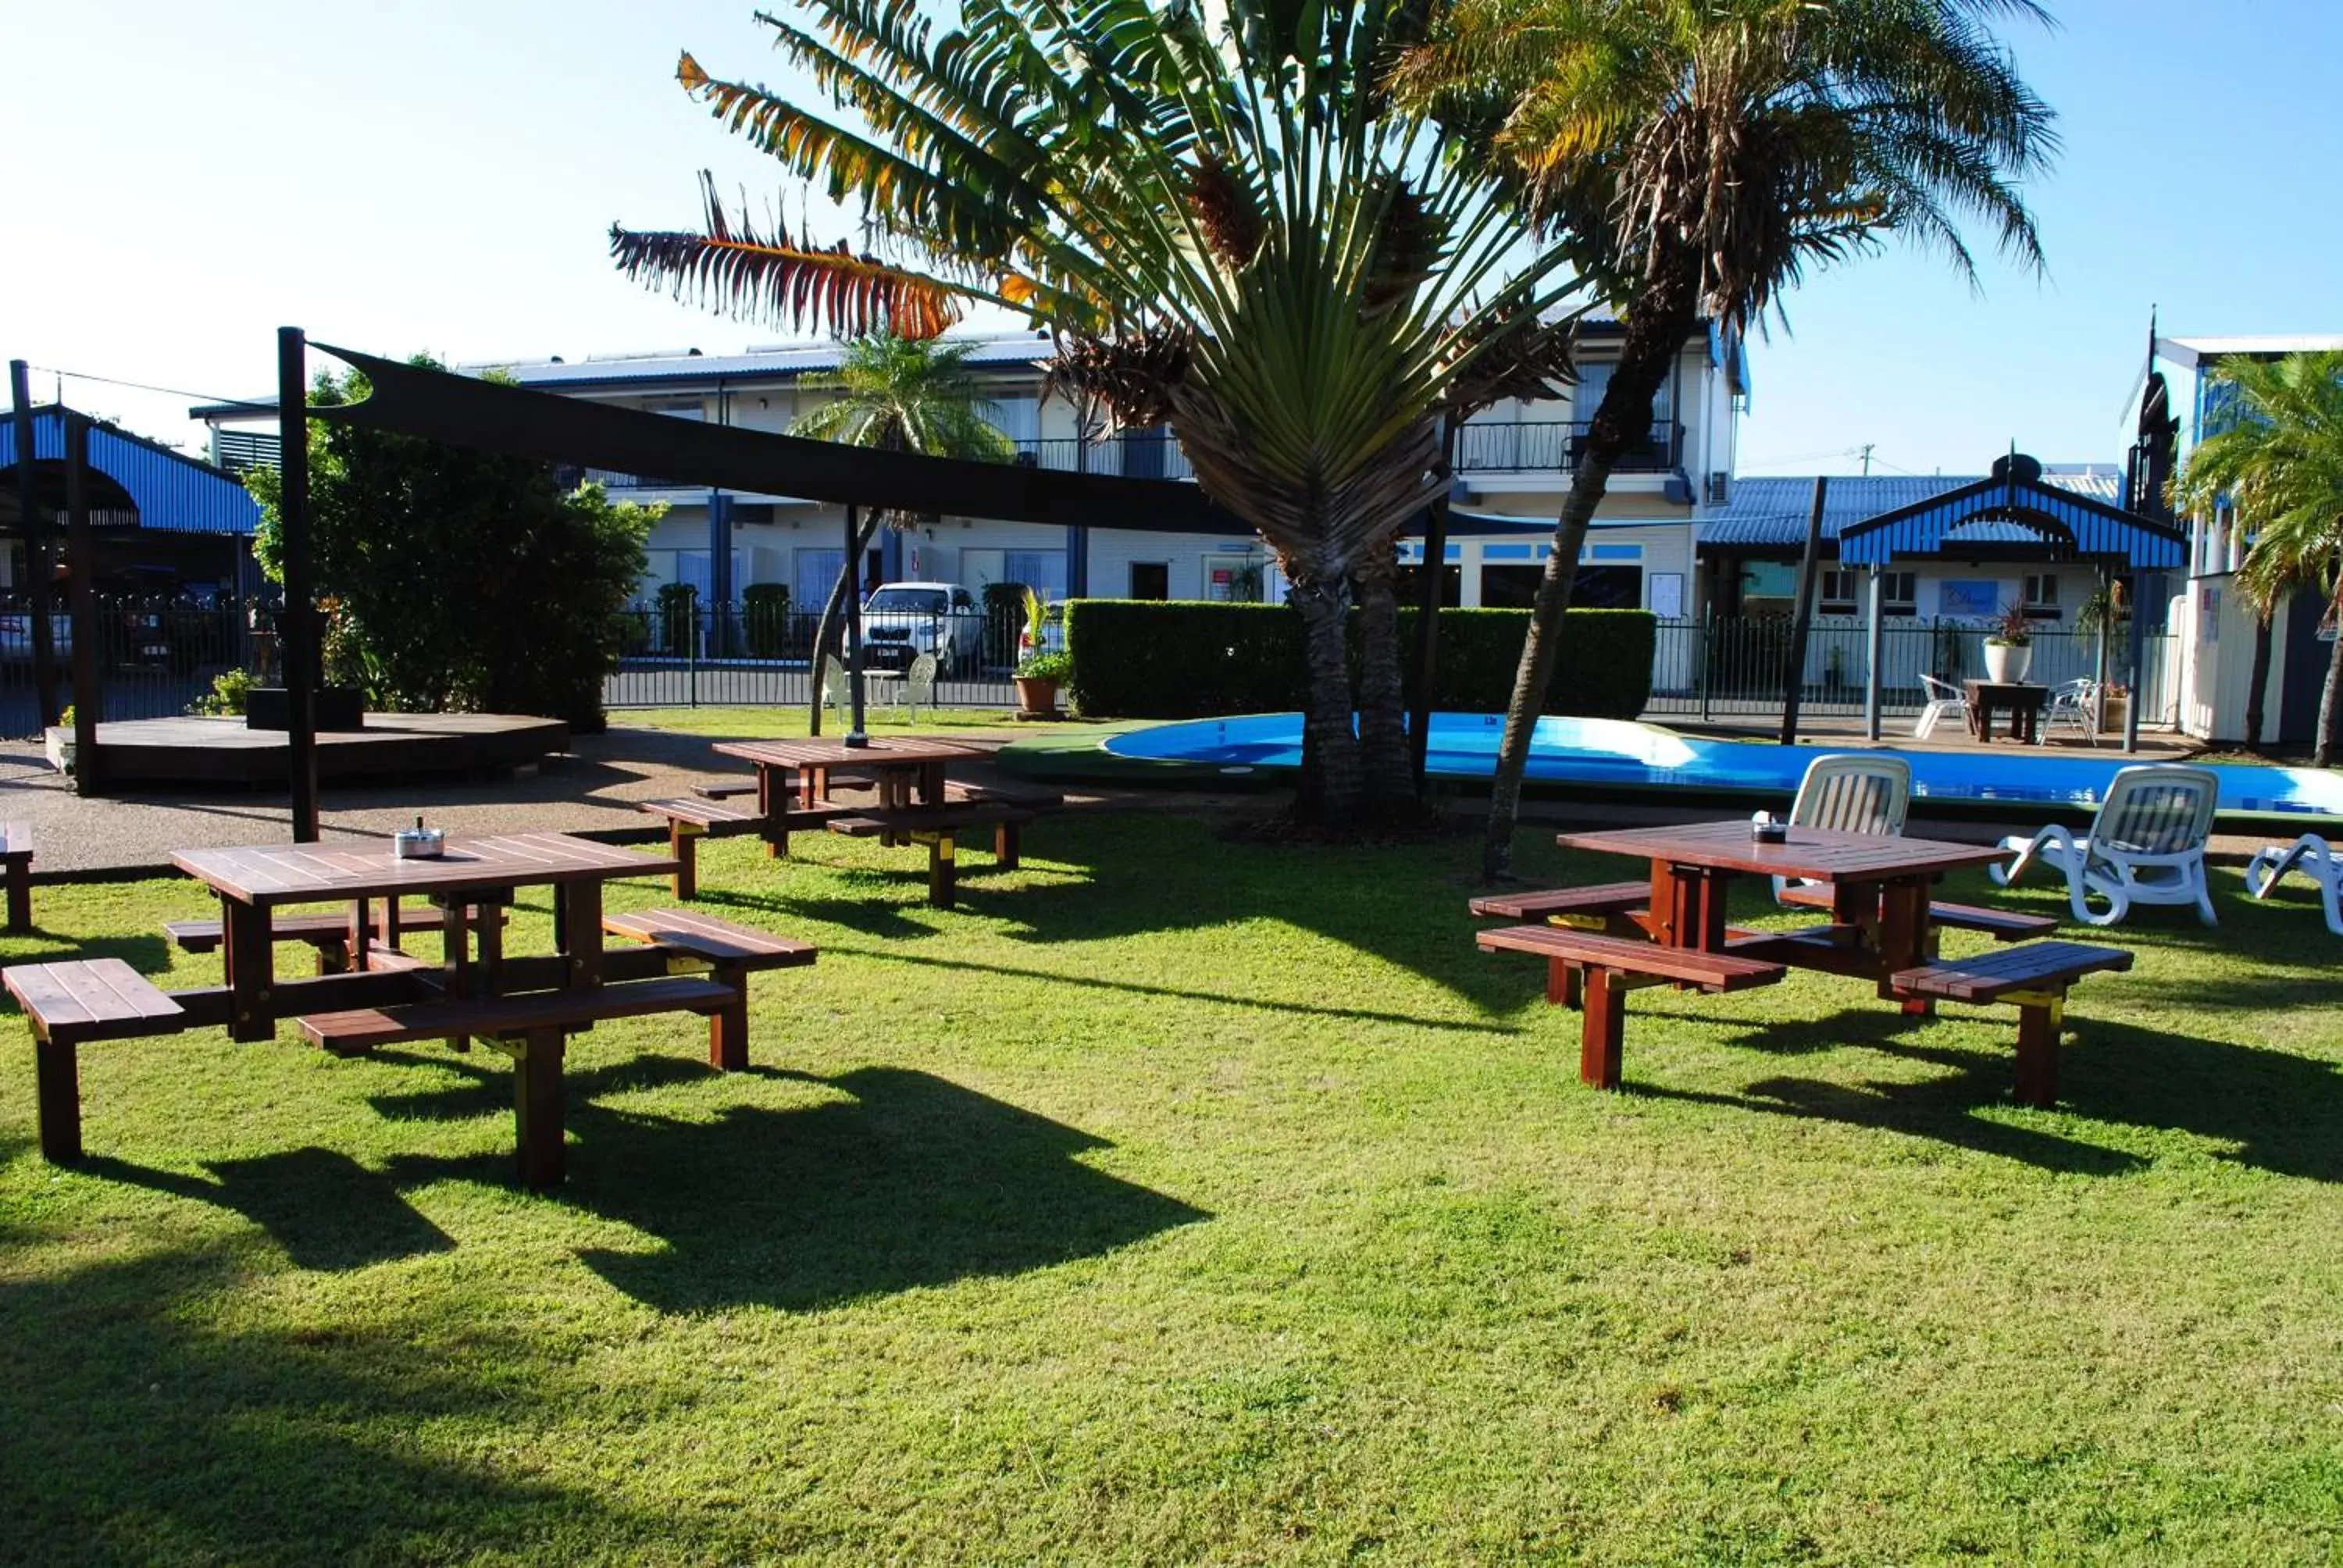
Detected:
left=861, top=582, right=982, bottom=672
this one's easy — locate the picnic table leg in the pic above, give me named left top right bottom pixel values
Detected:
left=439, top=899, right=474, bottom=1053
left=347, top=897, right=373, bottom=973
left=223, top=896, right=275, bottom=1042
left=929, top=832, right=958, bottom=908
left=669, top=821, right=700, bottom=900
left=993, top=821, right=1020, bottom=870
left=1579, top=969, right=1625, bottom=1089
left=1546, top=958, right=1582, bottom=1010
left=708, top=965, right=749, bottom=1071
left=555, top=881, right=605, bottom=987
left=918, top=760, right=946, bottom=805
left=761, top=764, right=794, bottom=860
left=1649, top=862, right=1729, bottom=951
left=5, top=855, right=30, bottom=932
left=33, top=1035, right=81, bottom=1163
left=1878, top=880, right=1935, bottom=1014
left=506, top=1025, right=567, bottom=1188
left=2010, top=990, right=2064, bottom=1108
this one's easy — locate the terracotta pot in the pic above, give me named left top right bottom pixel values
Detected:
left=1015, top=676, right=1060, bottom=716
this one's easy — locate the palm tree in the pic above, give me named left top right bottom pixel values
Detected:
left=1393, top=0, right=2058, bottom=875
left=608, top=0, right=1585, bottom=823
left=2170, top=351, right=2343, bottom=765
left=788, top=335, right=1013, bottom=734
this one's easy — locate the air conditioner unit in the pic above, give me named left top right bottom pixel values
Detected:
left=1705, top=471, right=1730, bottom=504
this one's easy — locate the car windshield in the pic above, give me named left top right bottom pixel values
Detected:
left=866, top=589, right=947, bottom=614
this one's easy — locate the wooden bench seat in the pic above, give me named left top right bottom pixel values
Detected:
left=1477, top=925, right=1785, bottom=1090
left=1, top=821, right=31, bottom=932
left=637, top=796, right=864, bottom=899
left=165, top=903, right=472, bottom=961
left=828, top=803, right=1035, bottom=909
left=298, top=975, right=743, bottom=1187
left=692, top=779, right=763, bottom=801
left=1888, top=940, right=2134, bottom=1107
left=602, top=908, right=817, bottom=1069
left=1468, top=880, right=1650, bottom=927
left=1778, top=883, right=2056, bottom=942
left=4, top=958, right=187, bottom=1162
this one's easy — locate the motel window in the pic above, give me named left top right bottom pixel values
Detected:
left=1819, top=568, right=1916, bottom=616
left=2024, top=573, right=2060, bottom=617
left=1129, top=561, right=1170, bottom=600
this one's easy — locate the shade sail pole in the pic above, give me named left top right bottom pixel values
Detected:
left=278, top=327, right=321, bottom=842
left=1863, top=566, right=1885, bottom=740
left=62, top=415, right=100, bottom=796
left=9, top=360, right=62, bottom=729
left=843, top=502, right=868, bottom=747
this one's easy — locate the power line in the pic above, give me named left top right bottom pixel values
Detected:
left=25, top=364, right=273, bottom=412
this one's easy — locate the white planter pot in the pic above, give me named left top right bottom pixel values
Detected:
left=1983, top=642, right=2032, bottom=684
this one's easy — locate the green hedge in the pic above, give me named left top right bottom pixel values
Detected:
left=1062, top=599, right=1655, bottom=720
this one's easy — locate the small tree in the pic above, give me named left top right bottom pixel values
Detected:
left=248, top=358, right=657, bottom=732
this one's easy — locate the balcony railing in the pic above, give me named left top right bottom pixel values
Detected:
left=1452, top=420, right=1681, bottom=476
left=562, top=419, right=1676, bottom=495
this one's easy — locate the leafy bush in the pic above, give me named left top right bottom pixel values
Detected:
left=743, top=583, right=791, bottom=657
left=1063, top=600, right=1655, bottom=720
left=188, top=668, right=257, bottom=718
left=1017, top=649, right=1073, bottom=681
left=247, top=358, right=657, bottom=732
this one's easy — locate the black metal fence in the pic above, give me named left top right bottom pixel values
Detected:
left=605, top=604, right=1025, bottom=711
left=1643, top=615, right=2182, bottom=725
left=0, top=591, right=262, bottom=738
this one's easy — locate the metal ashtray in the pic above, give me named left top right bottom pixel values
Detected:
left=394, top=825, right=447, bottom=860
left=1749, top=813, right=1789, bottom=844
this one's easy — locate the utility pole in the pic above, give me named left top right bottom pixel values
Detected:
left=1856, top=444, right=1875, bottom=477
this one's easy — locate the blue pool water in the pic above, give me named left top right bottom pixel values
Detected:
left=1104, top=712, right=2343, bottom=818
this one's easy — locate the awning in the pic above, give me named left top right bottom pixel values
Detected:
left=0, top=408, right=260, bottom=536
left=1837, top=454, right=2186, bottom=568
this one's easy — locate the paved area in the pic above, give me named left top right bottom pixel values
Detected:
left=0, top=720, right=1119, bottom=876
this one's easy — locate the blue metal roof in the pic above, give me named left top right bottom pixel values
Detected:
left=1699, top=469, right=2127, bottom=551
left=1, top=408, right=261, bottom=536
left=1838, top=462, right=2184, bottom=568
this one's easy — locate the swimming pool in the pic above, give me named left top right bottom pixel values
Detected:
left=1102, top=712, right=2343, bottom=818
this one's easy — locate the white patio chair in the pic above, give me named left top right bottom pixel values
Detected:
left=1913, top=674, right=1968, bottom=739
left=819, top=661, right=853, bottom=711
left=2042, top=678, right=2099, bottom=746
left=897, top=653, right=939, bottom=722
left=1774, top=753, right=1913, bottom=905
left=1991, top=764, right=2221, bottom=926
left=2244, top=833, right=2343, bottom=935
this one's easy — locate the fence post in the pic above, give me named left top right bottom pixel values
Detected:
left=1863, top=568, right=1885, bottom=739
left=1697, top=608, right=1713, bottom=723
left=688, top=606, right=701, bottom=708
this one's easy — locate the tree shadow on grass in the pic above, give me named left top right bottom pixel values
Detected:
left=1628, top=1003, right=2343, bottom=1182
left=82, top=1146, right=456, bottom=1271
left=372, top=1060, right=1207, bottom=1314
left=0, top=1249, right=671, bottom=1563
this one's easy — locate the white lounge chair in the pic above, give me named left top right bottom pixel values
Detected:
left=1775, top=753, right=1913, bottom=904
left=897, top=653, right=939, bottom=722
left=2244, top=833, right=2343, bottom=935
left=2042, top=678, right=2099, bottom=746
left=1991, top=764, right=2221, bottom=926
left=1913, top=674, right=1968, bottom=740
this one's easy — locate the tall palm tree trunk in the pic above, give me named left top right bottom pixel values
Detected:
left=2317, top=584, right=2343, bottom=768
left=2244, top=611, right=2274, bottom=750
left=1481, top=277, right=1699, bottom=878
left=1289, top=565, right=1366, bottom=823
left=1353, top=544, right=1417, bottom=817
left=806, top=509, right=883, bottom=736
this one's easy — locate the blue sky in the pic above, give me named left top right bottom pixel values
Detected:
left=3, top=0, right=2337, bottom=475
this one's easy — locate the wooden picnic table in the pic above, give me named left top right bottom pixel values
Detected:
left=172, top=832, right=678, bottom=1041
left=1963, top=679, right=2049, bottom=744
left=713, top=734, right=988, bottom=816
left=1557, top=820, right=2009, bottom=1008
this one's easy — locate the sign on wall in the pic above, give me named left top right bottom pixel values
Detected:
left=1938, top=579, right=2000, bottom=618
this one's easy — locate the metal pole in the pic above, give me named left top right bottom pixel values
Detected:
left=277, top=327, right=321, bottom=842
left=2123, top=569, right=2149, bottom=754
left=1863, top=566, right=1885, bottom=739
left=2094, top=564, right=2113, bottom=737
left=843, top=502, right=868, bottom=747
left=1778, top=476, right=1829, bottom=744
left=10, top=361, right=62, bottom=729
left=62, top=415, right=100, bottom=795
left=1697, top=604, right=1713, bottom=723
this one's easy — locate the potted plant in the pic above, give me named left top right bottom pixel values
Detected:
left=2102, top=681, right=2131, bottom=733
left=1015, top=650, right=1072, bottom=717
left=1983, top=600, right=2034, bottom=684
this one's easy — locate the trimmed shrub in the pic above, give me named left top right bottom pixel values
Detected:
left=743, top=583, right=791, bottom=657
left=1062, top=599, right=1654, bottom=720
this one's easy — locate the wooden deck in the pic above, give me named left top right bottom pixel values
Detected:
left=61, top=713, right=570, bottom=788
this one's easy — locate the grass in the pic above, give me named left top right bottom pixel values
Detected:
left=5, top=811, right=2343, bottom=1563
left=610, top=705, right=1020, bottom=739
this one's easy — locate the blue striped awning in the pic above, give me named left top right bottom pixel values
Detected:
left=1838, top=458, right=2184, bottom=568
left=0, top=408, right=261, bottom=536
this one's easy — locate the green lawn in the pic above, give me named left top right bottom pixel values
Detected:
left=611, top=705, right=1020, bottom=739
left=4, top=813, right=2341, bottom=1563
